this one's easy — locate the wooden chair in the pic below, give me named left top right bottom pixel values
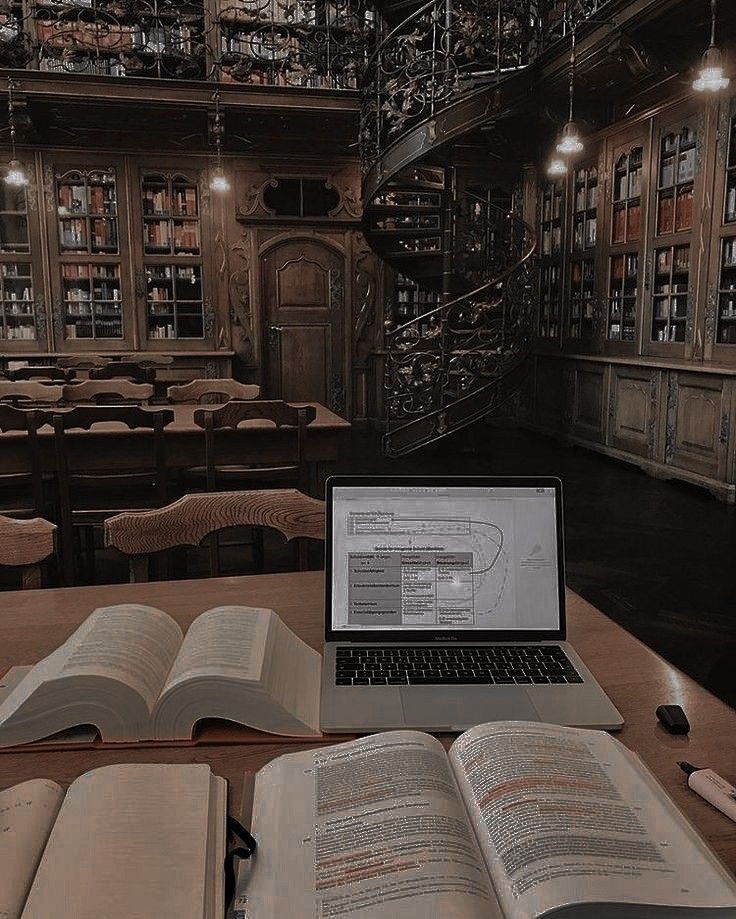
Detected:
left=89, top=362, right=155, bottom=385
left=0, top=382, right=64, bottom=406
left=57, top=354, right=112, bottom=370
left=52, top=405, right=174, bottom=584
left=166, top=379, right=260, bottom=404
left=62, top=380, right=154, bottom=405
left=0, top=514, right=56, bottom=589
left=104, top=489, right=324, bottom=582
left=9, top=366, right=72, bottom=382
left=192, top=400, right=316, bottom=492
left=119, top=353, right=174, bottom=369
left=0, top=405, right=53, bottom=518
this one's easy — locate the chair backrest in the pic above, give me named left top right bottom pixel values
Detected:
left=0, top=381, right=64, bottom=406
left=89, top=362, right=155, bottom=384
left=63, top=380, right=154, bottom=405
left=167, top=379, right=261, bottom=404
left=9, top=367, right=71, bottom=382
left=0, top=406, right=54, bottom=516
left=104, top=489, right=325, bottom=581
left=193, top=400, right=316, bottom=492
left=57, top=353, right=112, bottom=369
left=0, top=514, right=56, bottom=588
left=52, top=406, right=174, bottom=584
left=119, top=353, right=174, bottom=369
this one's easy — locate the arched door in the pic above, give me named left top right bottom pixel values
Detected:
left=261, top=238, right=345, bottom=409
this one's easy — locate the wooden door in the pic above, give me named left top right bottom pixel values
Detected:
left=261, top=238, right=345, bottom=409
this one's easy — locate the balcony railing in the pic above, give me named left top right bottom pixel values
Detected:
left=0, top=0, right=615, bottom=89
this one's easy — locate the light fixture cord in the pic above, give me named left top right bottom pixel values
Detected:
left=212, top=90, right=223, bottom=170
left=711, top=0, right=717, bottom=47
left=568, top=27, right=576, bottom=123
left=7, top=78, right=17, bottom=161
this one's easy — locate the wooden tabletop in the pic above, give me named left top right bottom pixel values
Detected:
left=0, top=571, right=735, bottom=874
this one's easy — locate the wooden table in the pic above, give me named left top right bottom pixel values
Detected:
left=0, top=401, right=350, bottom=491
left=1, top=571, right=735, bottom=874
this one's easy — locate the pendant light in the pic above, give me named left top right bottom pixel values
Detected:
left=5, top=79, right=28, bottom=188
left=546, top=158, right=569, bottom=178
left=556, top=29, right=584, bottom=156
left=209, top=90, right=230, bottom=193
left=693, top=0, right=730, bottom=93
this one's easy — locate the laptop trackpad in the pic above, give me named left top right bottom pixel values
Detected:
left=400, top=686, right=538, bottom=729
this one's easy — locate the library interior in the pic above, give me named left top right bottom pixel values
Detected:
left=1, top=1, right=736, bottom=917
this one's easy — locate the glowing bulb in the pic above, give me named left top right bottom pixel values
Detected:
left=556, top=120, right=584, bottom=156
left=4, top=159, right=27, bottom=187
left=547, top=158, right=568, bottom=178
left=209, top=166, right=230, bottom=192
left=693, top=46, right=730, bottom=92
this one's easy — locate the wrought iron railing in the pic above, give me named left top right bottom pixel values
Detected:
left=0, top=0, right=376, bottom=88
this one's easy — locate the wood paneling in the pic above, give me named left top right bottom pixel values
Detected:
left=569, top=362, right=606, bottom=443
left=609, top=365, right=660, bottom=459
left=665, top=372, right=730, bottom=479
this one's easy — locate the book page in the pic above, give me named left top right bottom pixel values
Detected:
left=233, top=731, right=502, bottom=919
left=0, top=605, right=183, bottom=732
left=161, top=606, right=270, bottom=693
left=58, top=605, right=183, bottom=710
left=21, top=764, right=222, bottom=919
left=449, top=722, right=736, bottom=919
left=0, top=780, right=64, bottom=919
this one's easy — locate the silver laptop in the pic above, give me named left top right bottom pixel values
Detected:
left=320, top=476, right=624, bottom=733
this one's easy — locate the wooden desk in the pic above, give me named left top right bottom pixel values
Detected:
left=1, top=571, right=735, bottom=874
left=0, top=402, right=350, bottom=489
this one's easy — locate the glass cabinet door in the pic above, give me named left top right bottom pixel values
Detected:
left=538, top=180, right=563, bottom=341
left=0, top=171, right=40, bottom=347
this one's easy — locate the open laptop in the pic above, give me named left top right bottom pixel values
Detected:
left=320, top=476, right=624, bottom=733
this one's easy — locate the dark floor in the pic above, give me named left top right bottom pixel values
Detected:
left=336, top=424, right=736, bottom=711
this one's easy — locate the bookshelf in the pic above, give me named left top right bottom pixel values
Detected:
left=56, top=169, right=119, bottom=255
left=655, top=127, right=696, bottom=238
left=567, top=164, right=598, bottom=342
left=538, top=180, right=563, bottom=340
left=0, top=175, right=37, bottom=345
left=391, top=272, right=440, bottom=334
left=569, top=258, right=595, bottom=340
left=572, top=165, right=597, bottom=253
left=651, top=244, right=690, bottom=344
left=612, top=147, right=642, bottom=246
left=607, top=252, right=638, bottom=342
left=716, top=238, right=736, bottom=345
left=139, top=170, right=205, bottom=342
left=61, top=263, right=123, bottom=340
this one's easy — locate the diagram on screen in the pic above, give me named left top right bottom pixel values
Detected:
left=344, top=507, right=514, bottom=629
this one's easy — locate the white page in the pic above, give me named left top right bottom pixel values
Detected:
left=0, top=780, right=64, bottom=919
left=21, top=764, right=216, bottom=919
left=162, top=606, right=270, bottom=693
left=449, top=722, right=736, bottom=919
left=235, top=731, right=501, bottom=919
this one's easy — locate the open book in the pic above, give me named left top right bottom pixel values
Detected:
left=0, top=604, right=321, bottom=748
left=0, top=763, right=226, bottom=919
left=233, top=721, right=736, bottom=918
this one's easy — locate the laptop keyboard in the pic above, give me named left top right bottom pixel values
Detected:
left=335, top=645, right=583, bottom=686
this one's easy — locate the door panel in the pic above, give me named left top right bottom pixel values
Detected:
left=665, top=372, right=729, bottom=479
left=609, top=365, right=661, bottom=458
left=261, top=239, right=344, bottom=408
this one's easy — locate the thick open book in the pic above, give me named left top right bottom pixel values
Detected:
left=0, top=604, right=321, bottom=748
left=233, top=721, right=736, bottom=918
left=0, top=763, right=226, bottom=919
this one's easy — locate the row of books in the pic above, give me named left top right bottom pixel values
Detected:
left=142, top=187, right=198, bottom=218
left=573, top=216, right=596, bottom=250
left=612, top=203, right=641, bottom=244
left=145, top=222, right=200, bottom=251
left=37, top=20, right=195, bottom=56
left=574, top=181, right=598, bottom=213
left=60, top=219, right=119, bottom=251
left=58, top=183, right=116, bottom=217
left=63, top=284, right=121, bottom=301
left=660, top=149, right=696, bottom=188
left=1, top=287, right=32, bottom=302
left=1, top=323, right=36, bottom=339
left=61, top=264, right=119, bottom=280
left=657, top=189, right=694, bottom=235
left=541, top=192, right=563, bottom=223
left=613, top=164, right=642, bottom=203
left=540, top=226, right=562, bottom=256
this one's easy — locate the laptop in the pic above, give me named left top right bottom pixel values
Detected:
left=320, top=475, right=624, bottom=733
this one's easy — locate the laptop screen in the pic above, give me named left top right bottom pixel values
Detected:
left=328, top=481, right=563, bottom=637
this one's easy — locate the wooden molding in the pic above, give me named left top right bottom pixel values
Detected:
left=63, top=380, right=154, bottom=404
left=57, top=353, right=112, bottom=369
left=105, top=489, right=325, bottom=555
left=193, top=400, right=317, bottom=430
left=167, top=379, right=260, bottom=404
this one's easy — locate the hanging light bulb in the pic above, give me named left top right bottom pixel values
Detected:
left=556, top=28, right=585, bottom=157
left=4, top=80, right=27, bottom=188
left=693, top=0, right=730, bottom=92
left=547, top=158, right=568, bottom=178
left=209, top=90, right=230, bottom=193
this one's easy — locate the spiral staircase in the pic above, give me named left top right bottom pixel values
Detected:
left=360, top=0, right=541, bottom=455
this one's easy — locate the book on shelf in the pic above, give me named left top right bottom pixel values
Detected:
left=0, top=763, right=227, bottom=919
left=232, top=722, right=736, bottom=918
left=0, top=604, right=322, bottom=749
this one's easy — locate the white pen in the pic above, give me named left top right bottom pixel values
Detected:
left=679, top=762, right=736, bottom=825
